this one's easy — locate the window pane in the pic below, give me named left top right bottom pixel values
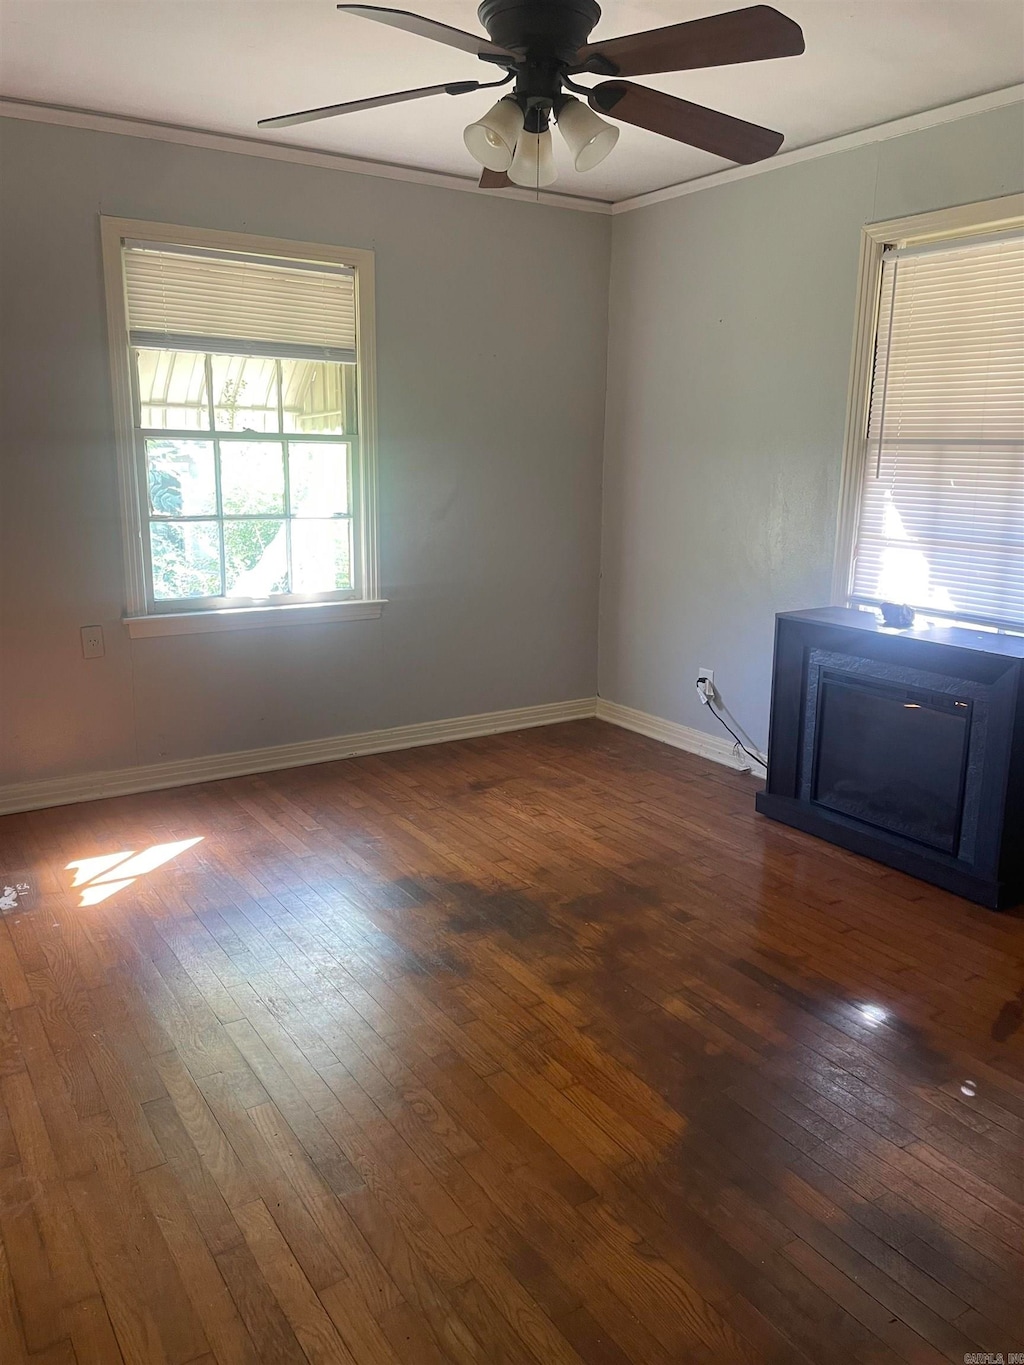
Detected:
left=150, top=521, right=221, bottom=600
left=220, top=441, right=285, bottom=515
left=291, top=519, right=352, bottom=593
left=136, top=349, right=209, bottom=429
left=146, top=439, right=216, bottom=517
left=212, top=354, right=280, bottom=432
left=288, top=442, right=349, bottom=516
left=281, top=360, right=356, bottom=435
left=224, top=520, right=288, bottom=597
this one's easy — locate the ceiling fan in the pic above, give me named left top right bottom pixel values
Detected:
left=259, top=2, right=805, bottom=191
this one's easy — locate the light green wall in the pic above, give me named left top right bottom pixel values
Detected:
left=599, top=102, right=1024, bottom=750
left=2, top=102, right=1021, bottom=788
left=0, top=118, right=610, bottom=784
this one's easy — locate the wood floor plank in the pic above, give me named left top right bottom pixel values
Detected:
left=8, top=1008, right=95, bottom=1181
left=318, top=1275, right=405, bottom=1365
left=196, top=1072, right=346, bottom=1293
left=152, top=1053, right=259, bottom=1211
left=233, top=1199, right=356, bottom=1365
left=0, top=720, right=1020, bottom=1364
left=245, top=1100, right=403, bottom=1317
left=142, top=1096, right=246, bottom=1257
left=0, top=1165, right=65, bottom=1355
left=214, top=1242, right=307, bottom=1365
left=138, top=1162, right=258, bottom=1365
left=66, top=1295, right=126, bottom=1365
left=0, top=1210, right=30, bottom=1364
left=0, top=1071, right=99, bottom=1310
left=66, top=1159, right=206, bottom=1365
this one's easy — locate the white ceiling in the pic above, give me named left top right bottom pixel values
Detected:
left=1, top=1, right=1022, bottom=202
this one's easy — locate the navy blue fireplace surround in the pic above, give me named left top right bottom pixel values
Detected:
left=755, top=608, right=1024, bottom=908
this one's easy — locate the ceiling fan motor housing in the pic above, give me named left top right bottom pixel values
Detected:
left=478, top=0, right=603, bottom=131
left=477, top=0, right=602, bottom=63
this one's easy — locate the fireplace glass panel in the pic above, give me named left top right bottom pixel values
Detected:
left=812, top=674, right=970, bottom=853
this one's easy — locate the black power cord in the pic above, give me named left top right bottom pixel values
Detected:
left=695, top=681, right=767, bottom=770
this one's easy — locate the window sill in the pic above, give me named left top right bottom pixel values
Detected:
left=124, top=599, right=386, bottom=638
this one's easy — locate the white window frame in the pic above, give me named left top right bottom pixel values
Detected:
left=101, top=217, right=383, bottom=637
left=831, top=192, right=1024, bottom=624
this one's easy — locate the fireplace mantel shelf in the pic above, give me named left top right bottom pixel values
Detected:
left=776, top=606, right=1024, bottom=660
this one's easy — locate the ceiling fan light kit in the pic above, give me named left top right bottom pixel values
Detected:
left=260, top=1, right=806, bottom=193
left=508, top=128, right=557, bottom=187
left=463, top=96, right=524, bottom=171
left=464, top=91, right=616, bottom=177
left=555, top=95, right=619, bottom=172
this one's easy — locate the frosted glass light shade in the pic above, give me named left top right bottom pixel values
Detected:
left=463, top=98, right=524, bottom=172
left=508, top=129, right=557, bottom=188
left=556, top=97, right=619, bottom=172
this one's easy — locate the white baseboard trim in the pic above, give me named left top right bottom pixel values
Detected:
left=0, top=695, right=765, bottom=817
left=0, top=698, right=598, bottom=816
left=595, top=698, right=766, bottom=774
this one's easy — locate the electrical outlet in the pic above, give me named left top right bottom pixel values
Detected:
left=696, top=667, right=715, bottom=704
left=81, top=625, right=105, bottom=659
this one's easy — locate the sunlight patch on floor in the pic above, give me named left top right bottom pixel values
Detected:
left=66, top=837, right=203, bottom=905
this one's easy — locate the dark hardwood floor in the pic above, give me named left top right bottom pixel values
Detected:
left=0, top=718, right=1021, bottom=1364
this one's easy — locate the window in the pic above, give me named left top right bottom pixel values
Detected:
left=834, top=197, right=1024, bottom=634
left=102, top=220, right=380, bottom=636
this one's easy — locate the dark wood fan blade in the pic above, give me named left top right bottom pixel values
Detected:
left=259, top=81, right=479, bottom=129
left=574, top=5, right=804, bottom=76
left=590, top=82, right=783, bottom=164
left=478, top=168, right=513, bottom=189
left=338, top=5, right=515, bottom=58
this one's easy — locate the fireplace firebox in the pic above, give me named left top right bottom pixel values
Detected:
left=755, top=608, right=1024, bottom=908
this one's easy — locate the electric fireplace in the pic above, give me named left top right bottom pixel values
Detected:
left=755, top=608, right=1024, bottom=908
left=812, top=673, right=970, bottom=853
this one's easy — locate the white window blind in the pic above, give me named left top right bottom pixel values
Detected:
left=850, top=232, right=1024, bottom=631
left=123, top=242, right=357, bottom=361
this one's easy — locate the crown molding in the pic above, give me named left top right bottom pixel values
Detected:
left=3, top=84, right=1021, bottom=218
left=611, top=85, right=1024, bottom=214
left=0, top=97, right=612, bottom=215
